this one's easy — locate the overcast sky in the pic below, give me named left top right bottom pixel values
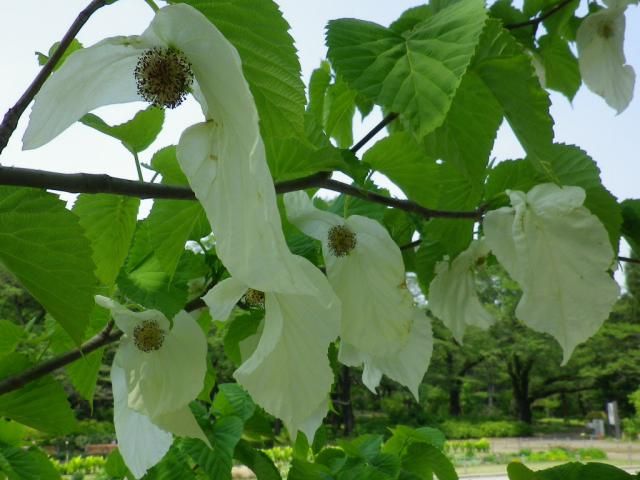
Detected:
left=1, top=0, right=638, bottom=210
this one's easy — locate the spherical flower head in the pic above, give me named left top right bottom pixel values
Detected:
left=243, top=288, right=265, bottom=308
left=327, top=224, right=357, bottom=257
left=134, top=47, right=194, bottom=109
left=133, top=319, right=165, bottom=352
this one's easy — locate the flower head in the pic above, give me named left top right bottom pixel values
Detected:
left=203, top=255, right=341, bottom=440
left=284, top=191, right=433, bottom=395
left=577, top=2, right=636, bottom=113
left=95, top=295, right=207, bottom=419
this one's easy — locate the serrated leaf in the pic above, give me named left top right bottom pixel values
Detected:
left=472, top=20, right=554, bottom=168
left=146, top=200, right=208, bottom=276
left=36, top=39, right=83, bottom=72
left=105, top=449, right=131, bottom=478
left=0, top=187, right=96, bottom=342
left=0, top=353, right=76, bottom=434
left=288, top=458, right=334, bottom=480
left=327, top=0, right=487, bottom=138
left=146, top=447, right=196, bottom=480
left=363, top=132, right=441, bottom=208
left=308, top=62, right=332, bottom=124
left=538, top=34, right=581, bottom=101
left=621, top=199, right=640, bottom=254
left=507, top=461, right=535, bottom=480
left=73, top=194, right=139, bottom=287
left=323, top=77, right=356, bottom=148
left=0, top=445, right=60, bottom=480
left=402, top=443, right=457, bottom=480
left=212, top=383, right=255, bottom=422
left=150, top=146, right=188, bottom=185
left=484, top=159, right=539, bottom=204
left=185, top=0, right=305, bottom=139
left=182, top=416, right=244, bottom=480
left=80, top=106, right=164, bottom=154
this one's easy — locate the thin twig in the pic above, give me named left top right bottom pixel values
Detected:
left=619, top=256, right=640, bottom=265
left=349, top=112, right=398, bottom=154
left=505, top=0, right=575, bottom=30
left=0, top=0, right=111, bottom=155
left=0, top=166, right=483, bottom=220
left=0, top=323, right=122, bottom=396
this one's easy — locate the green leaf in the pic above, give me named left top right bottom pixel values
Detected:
left=150, top=146, right=188, bottom=185
left=401, top=443, right=457, bottom=480
left=223, top=311, right=263, bottom=365
left=507, top=462, right=535, bottom=480
left=327, top=0, right=487, bottom=138
left=0, top=321, right=24, bottom=358
left=484, top=159, right=539, bottom=204
left=73, top=194, right=140, bottom=287
left=186, top=0, right=305, bottom=139
left=0, top=353, right=76, bottom=434
left=234, top=439, right=282, bottom=480
left=580, top=463, right=633, bottom=480
left=489, top=0, right=535, bottom=49
left=363, top=132, right=441, bottom=208
left=212, top=383, right=255, bottom=422
left=472, top=20, right=554, bottom=168
left=538, top=35, right=581, bottom=101
left=146, top=447, right=196, bottom=480
left=288, top=458, right=334, bottom=480
left=0, top=445, right=60, bottom=480
left=323, top=77, right=357, bottom=148
left=621, top=199, right=640, bottom=254
left=424, top=70, right=502, bottom=183
left=0, top=187, right=96, bottom=342
left=80, top=106, right=164, bottom=154
left=182, top=416, right=244, bottom=480
left=541, top=144, right=621, bottom=253
left=308, top=62, right=332, bottom=124
left=105, top=449, right=131, bottom=478
left=384, top=425, right=446, bottom=456
left=145, top=199, right=208, bottom=277
left=36, top=39, right=83, bottom=71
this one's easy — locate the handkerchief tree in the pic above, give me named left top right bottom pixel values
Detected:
left=0, top=0, right=637, bottom=478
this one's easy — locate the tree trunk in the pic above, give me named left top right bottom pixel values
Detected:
left=508, top=354, right=534, bottom=424
left=446, top=352, right=463, bottom=416
left=339, top=365, right=354, bottom=436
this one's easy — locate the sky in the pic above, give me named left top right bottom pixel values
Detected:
left=0, top=0, right=638, bottom=245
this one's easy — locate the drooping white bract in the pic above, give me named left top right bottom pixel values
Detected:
left=283, top=191, right=433, bottom=395
left=96, top=295, right=207, bottom=418
left=204, top=255, right=341, bottom=440
left=111, top=364, right=208, bottom=479
left=576, top=0, right=636, bottom=113
left=484, top=183, right=619, bottom=363
left=23, top=4, right=313, bottom=296
left=428, top=239, right=494, bottom=344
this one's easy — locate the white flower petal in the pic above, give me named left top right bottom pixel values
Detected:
left=233, top=256, right=340, bottom=438
left=203, top=277, right=249, bottom=321
left=577, top=7, right=635, bottom=113
left=177, top=124, right=316, bottom=296
left=428, top=239, right=494, bottom=343
left=112, top=364, right=172, bottom=479
left=152, top=407, right=210, bottom=447
left=96, top=296, right=169, bottom=338
left=283, top=191, right=343, bottom=242
left=485, top=183, right=620, bottom=363
left=23, top=36, right=149, bottom=149
left=125, top=310, right=208, bottom=418
left=341, top=310, right=433, bottom=399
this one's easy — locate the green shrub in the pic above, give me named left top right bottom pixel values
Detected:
left=52, top=455, right=106, bottom=475
left=577, top=447, right=607, bottom=460
left=440, top=420, right=532, bottom=439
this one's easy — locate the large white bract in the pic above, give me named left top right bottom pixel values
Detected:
left=484, top=183, right=620, bottom=363
left=576, top=0, right=636, bottom=113
left=96, top=296, right=209, bottom=477
left=284, top=191, right=433, bottom=396
left=203, top=256, right=341, bottom=440
left=428, top=239, right=494, bottom=344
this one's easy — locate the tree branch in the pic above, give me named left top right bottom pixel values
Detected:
left=505, top=0, right=575, bottom=30
left=350, top=113, right=398, bottom=154
left=0, top=0, right=111, bottom=155
left=0, top=323, right=122, bottom=396
left=0, top=165, right=484, bottom=221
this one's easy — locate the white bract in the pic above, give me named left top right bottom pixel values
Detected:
left=96, top=295, right=207, bottom=418
left=97, top=296, right=209, bottom=477
left=204, top=255, right=341, bottom=440
left=428, top=239, right=494, bottom=343
left=23, top=4, right=312, bottom=295
left=484, top=183, right=619, bottom=363
left=284, top=191, right=433, bottom=395
left=576, top=0, right=636, bottom=113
